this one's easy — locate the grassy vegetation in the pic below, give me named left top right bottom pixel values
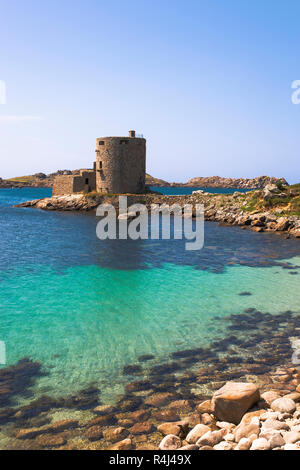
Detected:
left=84, top=191, right=119, bottom=198
left=6, top=175, right=35, bottom=183
left=242, top=192, right=265, bottom=213
left=84, top=190, right=100, bottom=198
left=242, top=183, right=300, bottom=217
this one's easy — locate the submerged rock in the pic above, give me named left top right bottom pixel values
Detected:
left=129, top=421, right=154, bottom=435
left=16, top=427, right=45, bottom=440
left=45, top=419, right=78, bottom=433
left=35, top=434, right=67, bottom=448
left=85, top=425, right=103, bottom=441
left=122, top=364, right=143, bottom=375
left=109, top=438, right=132, bottom=450
left=94, top=405, right=116, bottom=415
left=87, top=414, right=116, bottom=427
left=103, top=427, right=129, bottom=443
left=0, top=358, right=44, bottom=409
left=152, top=409, right=179, bottom=422
left=144, top=392, right=174, bottom=407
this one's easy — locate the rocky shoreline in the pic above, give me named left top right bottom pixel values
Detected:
left=15, top=188, right=300, bottom=239
left=158, top=380, right=300, bottom=451
left=2, top=365, right=300, bottom=451
left=0, top=308, right=300, bottom=450
left=159, top=175, right=288, bottom=189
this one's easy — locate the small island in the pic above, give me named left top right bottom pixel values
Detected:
left=10, top=130, right=300, bottom=240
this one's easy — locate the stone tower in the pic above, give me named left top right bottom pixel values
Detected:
left=95, top=130, right=146, bottom=194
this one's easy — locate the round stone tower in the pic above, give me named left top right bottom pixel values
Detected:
left=95, top=130, right=146, bottom=194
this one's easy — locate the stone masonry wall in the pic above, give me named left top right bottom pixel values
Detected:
left=95, top=136, right=146, bottom=194
left=52, top=175, right=75, bottom=196
left=53, top=170, right=96, bottom=196
left=73, top=171, right=96, bottom=194
left=53, top=132, right=146, bottom=196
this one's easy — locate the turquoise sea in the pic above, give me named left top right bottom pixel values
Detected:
left=149, top=186, right=252, bottom=195
left=0, top=188, right=300, bottom=405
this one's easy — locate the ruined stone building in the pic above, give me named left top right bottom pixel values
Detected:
left=53, top=130, right=146, bottom=196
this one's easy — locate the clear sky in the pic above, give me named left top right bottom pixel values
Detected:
left=0, top=0, right=299, bottom=182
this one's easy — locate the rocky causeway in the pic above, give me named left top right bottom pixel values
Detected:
left=15, top=184, right=300, bottom=239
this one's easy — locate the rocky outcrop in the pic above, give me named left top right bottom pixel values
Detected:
left=15, top=191, right=300, bottom=239
left=147, top=174, right=288, bottom=189
left=212, top=382, right=260, bottom=424
left=145, top=174, right=170, bottom=186
left=158, top=377, right=300, bottom=451
left=263, top=183, right=285, bottom=200
left=183, top=176, right=288, bottom=189
left=15, top=195, right=100, bottom=211
left=204, top=208, right=300, bottom=238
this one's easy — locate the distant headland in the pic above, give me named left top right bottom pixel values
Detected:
left=0, top=173, right=288, bottom=191
left=146, top=174, right=289, bottom=189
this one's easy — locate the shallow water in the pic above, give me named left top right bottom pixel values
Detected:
left=0, top=188, right=300, bottom=405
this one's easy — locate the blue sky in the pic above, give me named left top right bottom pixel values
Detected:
left=0, top=0, right=299, bottom=182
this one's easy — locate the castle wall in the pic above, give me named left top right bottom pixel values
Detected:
left=53, top=170, right=96, bottom=196
left=52, top=175, right=75, bottom=196
left=73, top=171, right=96, bottom=193
left=95, top=136, right=146, bottom=194
left=52, top=131, right=146, bottom=196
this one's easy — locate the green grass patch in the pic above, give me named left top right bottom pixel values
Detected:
left=242, top=192, right=264, bottom=213
left=289, top=183, right=300, bottom=191
left=287, top=196, right=300, bottom=217
left=241, top=185, right=300, bottom=217
left=6, top=175, right=35, bottom=183
left=84, top=190, right=100, bottom=198
left=85, top=191, right=119, bottom=198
